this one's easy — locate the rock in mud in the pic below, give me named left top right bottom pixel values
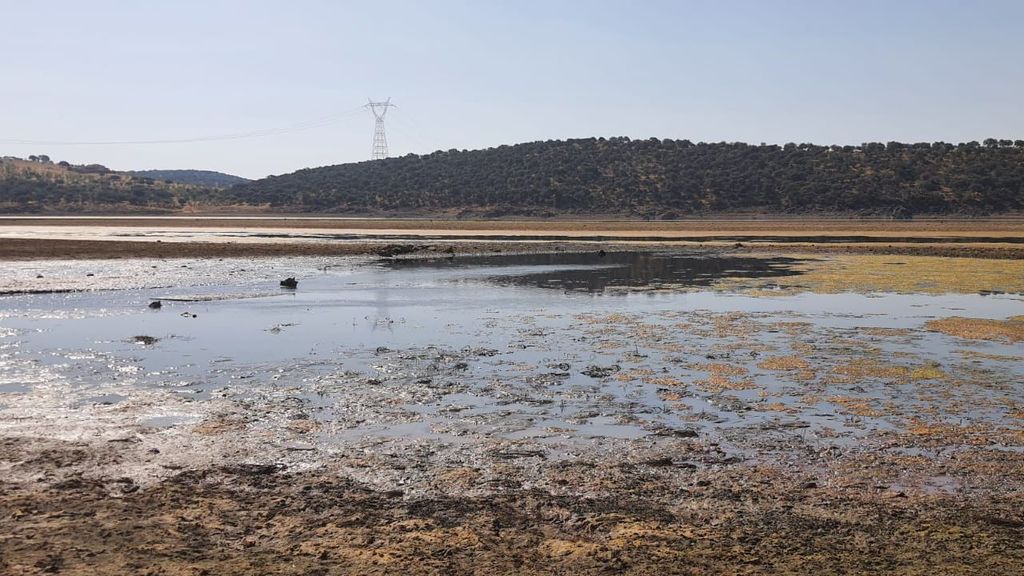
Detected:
left=581, top=364, right=621, bottom=378
left=280, top=277, right=298, bottom=289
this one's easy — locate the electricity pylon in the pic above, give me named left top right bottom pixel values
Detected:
left=365, top=98, right=396, bottom=160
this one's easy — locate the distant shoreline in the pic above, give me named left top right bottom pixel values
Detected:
left=0, top=217, right=1021, bottom=260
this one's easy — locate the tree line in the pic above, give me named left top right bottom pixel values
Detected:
left=223, top=138, right=1024, bottom=217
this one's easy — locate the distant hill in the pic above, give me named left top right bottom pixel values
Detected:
left=0, top=157, right=210, bottom=213
left=224, top=138, right=1024, bottom=217
left=125, top=169, right=249, bottom=188
left=4, top=138, right=1024, bottom=216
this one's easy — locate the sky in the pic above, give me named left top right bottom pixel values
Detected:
left=1, top=0, right=1022, bottom=179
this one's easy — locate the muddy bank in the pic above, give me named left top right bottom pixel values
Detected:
left=1, top=237, right=1023, bottom=260
left=2, top=435, right=1022, bottom=576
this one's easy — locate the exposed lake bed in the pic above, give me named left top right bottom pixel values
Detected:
left=1, top=247, right=1023, bottom=574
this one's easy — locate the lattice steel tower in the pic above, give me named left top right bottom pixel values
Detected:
left=365, top=98, right=396, bottom=160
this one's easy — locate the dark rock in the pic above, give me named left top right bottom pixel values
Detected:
left=148, top=301, right=162, bottom=309
left=280, top=277, right=298, bottom=289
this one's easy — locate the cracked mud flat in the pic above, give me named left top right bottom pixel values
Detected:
left=1, top=250, right=1023, bottom=574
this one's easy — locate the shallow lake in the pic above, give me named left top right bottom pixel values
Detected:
left=1, top=251, right=1022, bottom=451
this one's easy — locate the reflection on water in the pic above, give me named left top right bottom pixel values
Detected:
left=382, top=251, right=807, bottom=292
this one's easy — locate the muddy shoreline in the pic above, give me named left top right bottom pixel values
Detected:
left=3, top=434, right=1023, bottom=575
left=1, top=248, right=1022, bottom=574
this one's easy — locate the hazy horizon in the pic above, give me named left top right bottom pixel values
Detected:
left=3, top=0, right=1022, bottom=179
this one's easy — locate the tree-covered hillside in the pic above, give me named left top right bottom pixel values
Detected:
left=3, top=138, right=1024, bottom=216
left=0, top=157, right=209, bottom=212
left=225, top=138, right=1024, bottom=217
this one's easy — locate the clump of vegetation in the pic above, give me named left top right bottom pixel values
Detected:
left=828, top=395, right=884, bottom=417
left=759, top=254, right=1024, bottom=295
left=910, top=362, right=948, bottom=381
left=757, top=355, right=816, bottom=381
left=695, top=374, right=756, bottom=392
left=757, top=355, right=811, bottom=371
left=831, top=359, right=911, bottom=383
left=925, top=316, right=1024, bottom=343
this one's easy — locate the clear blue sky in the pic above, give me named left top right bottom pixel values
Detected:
left=1, top=0, right=1021, bottom=178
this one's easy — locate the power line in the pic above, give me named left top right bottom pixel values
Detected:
left=0, top=106, right=366, bottom=146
